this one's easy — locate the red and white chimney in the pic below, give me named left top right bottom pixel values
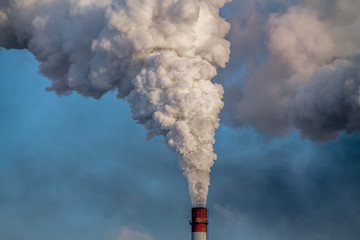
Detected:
left=190, top=208, right=208, bottom=240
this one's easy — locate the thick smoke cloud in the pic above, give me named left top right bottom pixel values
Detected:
left=222, top=0, right=360, bottom=141
left=0, top=0, right=230, bottom=206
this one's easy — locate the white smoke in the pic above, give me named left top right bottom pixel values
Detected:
left=0, top=0, right=230, bottom=207
left=266, top=2, right=360, bottom=140
left=224, top=0, right=360, bottom=141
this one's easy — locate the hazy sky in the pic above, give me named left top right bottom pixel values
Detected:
left=1, top=1, right=360, bottom=240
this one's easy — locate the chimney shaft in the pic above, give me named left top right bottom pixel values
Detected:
left=190, top=208, right=207, bottom=240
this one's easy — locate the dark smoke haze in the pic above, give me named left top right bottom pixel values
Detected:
left=220, top=0, right=360, bottom=141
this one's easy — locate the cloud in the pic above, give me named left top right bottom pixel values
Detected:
left=115, top=227, right=152, bottom=240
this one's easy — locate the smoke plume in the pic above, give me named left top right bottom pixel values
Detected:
left=0, top=0, right=230, bottom=207
left=223, top=0, right=360, bottom=141
left=4, top=0, right=359, bottom=207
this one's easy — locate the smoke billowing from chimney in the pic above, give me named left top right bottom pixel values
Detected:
left=0, top=0, right=231, bottom=207
left=4, top=0, right=359, bottom=208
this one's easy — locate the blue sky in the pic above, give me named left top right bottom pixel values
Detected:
left=2, top=49, right=360, bottom=240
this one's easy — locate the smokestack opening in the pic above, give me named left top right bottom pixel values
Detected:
left=190, top=208, right=207, bottom=240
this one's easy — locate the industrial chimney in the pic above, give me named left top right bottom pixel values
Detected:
left=190, top=207, right=208, bottom=240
